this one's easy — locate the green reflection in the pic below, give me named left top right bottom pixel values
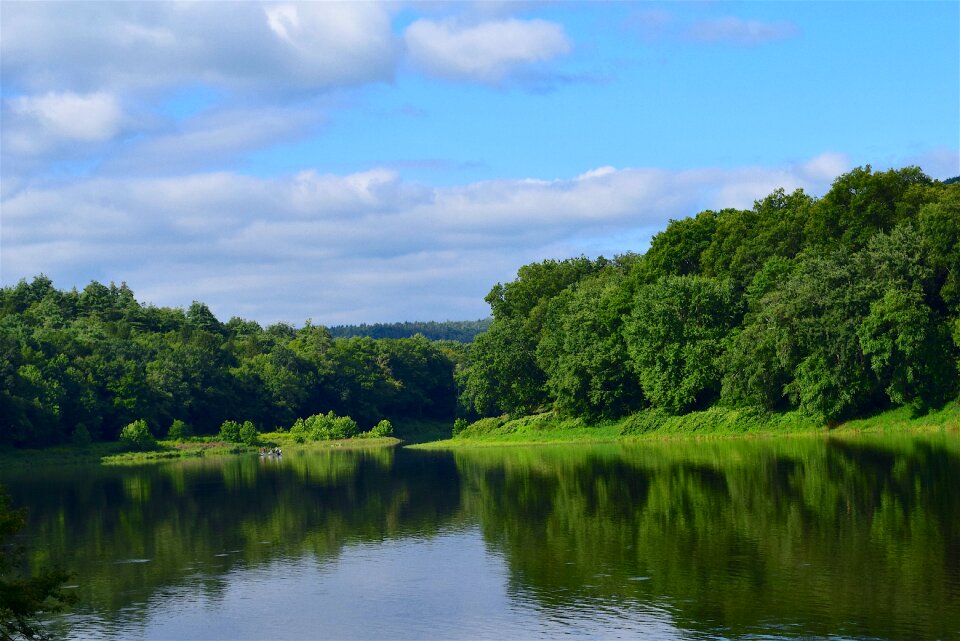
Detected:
left=2, top=447, right=461, bottom=621
left=3, top=435, right=959, bottom=640
left=454, top=434, right=960, bottom=640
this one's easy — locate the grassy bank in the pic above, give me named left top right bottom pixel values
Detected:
left=0, top=434, right=402, bottom=469
left=412, top=402, right=960, bottom=449
left=259, top=431, right=401, bottom=450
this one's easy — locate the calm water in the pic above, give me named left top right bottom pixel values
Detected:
left=2, top=434, right=959, bottom=640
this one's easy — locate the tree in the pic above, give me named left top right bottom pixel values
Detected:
left=0, top=487, right=73, bottom=640
left=119, top=419, right=156, bottom=451
left=857, top=287, right=955, bottom=413
left=624, top=276, right=739, bottom=414
left=536, top=268, right=644, bottom=419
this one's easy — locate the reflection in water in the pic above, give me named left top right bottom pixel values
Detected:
left=2, top=434, right=958, bottom=639
left=456, top=435, right=960, bottom=640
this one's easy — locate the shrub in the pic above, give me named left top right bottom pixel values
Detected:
left=239, top=421, right=258, bottom=445
left=167, top=419, right=191, bottom=440
left=369, top=419, right=393, bottom=437
left=452, top=418, right=469, bottom=436
left=218, top=420, right=242, bottom=443
left=290, top=412, right=359, bottom=441
left=119, top=419, right=156, bottom=451
left=290, top=418, right=308, bottom=444
left=71, top=423, right=92, bottom=447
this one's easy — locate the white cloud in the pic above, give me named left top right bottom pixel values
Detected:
left=1, top=156, right=848, bottom=324
left=0, top=2, right=397, bottom=94
left=100, top=105, right=323, bottom=176
left=404, top=18, right=571, bottom=84
left=2, top=91, right=127, bottom=159
left=800, top=152, right=851, bottom=182
left=688, top=17, right=800, bottom=46
left=9, top=92, right=123, bottom=142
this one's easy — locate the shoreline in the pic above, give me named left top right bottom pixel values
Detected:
left=3, top=404, right=957, bottom=464
left=0, top=436, right=402, bottom=470
left=410, top=402, right=960, bottom=449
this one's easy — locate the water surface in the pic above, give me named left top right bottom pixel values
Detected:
left=3, top=434, right=958, bottom=639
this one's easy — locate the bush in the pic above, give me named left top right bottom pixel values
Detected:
left=119, top=419, right=156, bottom=451
left=71, top=423, right=92, bottom=447
left=369, top=419, right=393, bottom=437
left=167, top=419, right=191, bottom=440
left=239, top=421, right=258, bottom=445
left=218, top=420, right=242, bottom=443
left=452, top=418, right=469, bottom=436
left=289, top=412, right=359, bottom=441
left=290, top=418, right=308, bottom=444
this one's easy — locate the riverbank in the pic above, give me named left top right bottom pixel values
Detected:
left=0, top=435, right=402, bottom=469
left=412, top=402, right=960, bottom=449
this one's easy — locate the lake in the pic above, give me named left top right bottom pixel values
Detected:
left=2, top=434, right=959, bottom=640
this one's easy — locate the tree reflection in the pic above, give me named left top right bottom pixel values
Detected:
left=455, top=435, right=960, bottom=640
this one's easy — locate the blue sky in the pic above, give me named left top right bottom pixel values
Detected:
left=1, top=1, right=957, bottom=324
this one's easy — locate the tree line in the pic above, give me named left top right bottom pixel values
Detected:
left=457, top=166, right=960, bottom=425
left=327, top=319, right=491, bottom=342
left=2, top=165, right=957, bottom=448
left=0, top=281, right=462, bottom=447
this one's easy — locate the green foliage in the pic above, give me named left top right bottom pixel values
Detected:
left=639, top=211, right=719, bottom=280
left=536, top=268, right=644, bottom=419
left=327, top=319, right=491, bottom=342
left=370, top=419, right=394, bottom=437
left=119, top=419, right=156, bottom=451
left=461, top=257, right=609, bottom=418
left=456, top=165, right=958, bottom=428
left=289, top=418, right=308, bottom=443
left=290, top=412, right=359, bottom=441
left=238, top=420, right=259, bottom=445
left=70, top=423, right=92, bottom=447
left=0, top=278, right=457, bottom=448
left=218, top=420, right=242, bottom=443
left=452, top=418, right=469, bottom=436
left=1, top=166, right=956, bottom=448
left=857, top=288, right=955, bottom=413
left=624, top=276, right=739, bottom=414
left=0, top=487, right=74, bottom=641
left=166, top=419, right=191, bottom=440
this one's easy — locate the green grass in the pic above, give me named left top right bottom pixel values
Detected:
left=101, top=439, right=251, bottom=465
left=258, top=431, right=401, bottom=450
left=828, top=402, right=960, bottom=434
left=0, top=432, right=404, bottom=469
left=414, top=402, right=960, bottom=449
left=412, top=413, right=623, bottom=449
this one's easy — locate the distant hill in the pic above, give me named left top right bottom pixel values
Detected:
left=326, top=319, right=492, bottom=342
left=944, top=176, right=959, bottom=185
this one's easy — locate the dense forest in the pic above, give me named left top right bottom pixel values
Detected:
left=2, top=165, right=957, bottom=449
left=0, top=283, right=463, bottom=447
left=458, top=166, right=960, bottom=425
left=327, top=319, right=491, bottom=342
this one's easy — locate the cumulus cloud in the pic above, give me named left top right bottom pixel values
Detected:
left=404, top=18, right=572, bottom=84
left=2, top=91, right=126, bottom=157
left=0, top=2, right=396, bottom=94
left=9, top=92, right=123, bottom=142
left=1, top=156, right=850, bottom=324
left=688, top=17, right=800, bottom=46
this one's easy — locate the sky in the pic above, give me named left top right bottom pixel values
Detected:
left=1, top=1, right=958, bottom=325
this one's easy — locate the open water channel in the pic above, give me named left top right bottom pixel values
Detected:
left=2, top=434, right=959, bottom=640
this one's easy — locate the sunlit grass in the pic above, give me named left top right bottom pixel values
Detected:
left=415, top=402, right=960, bottom=449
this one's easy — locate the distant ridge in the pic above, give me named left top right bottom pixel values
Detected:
left=944, top=176, right=960, bottom=185
left=327, top=319, right=492, bottom=343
